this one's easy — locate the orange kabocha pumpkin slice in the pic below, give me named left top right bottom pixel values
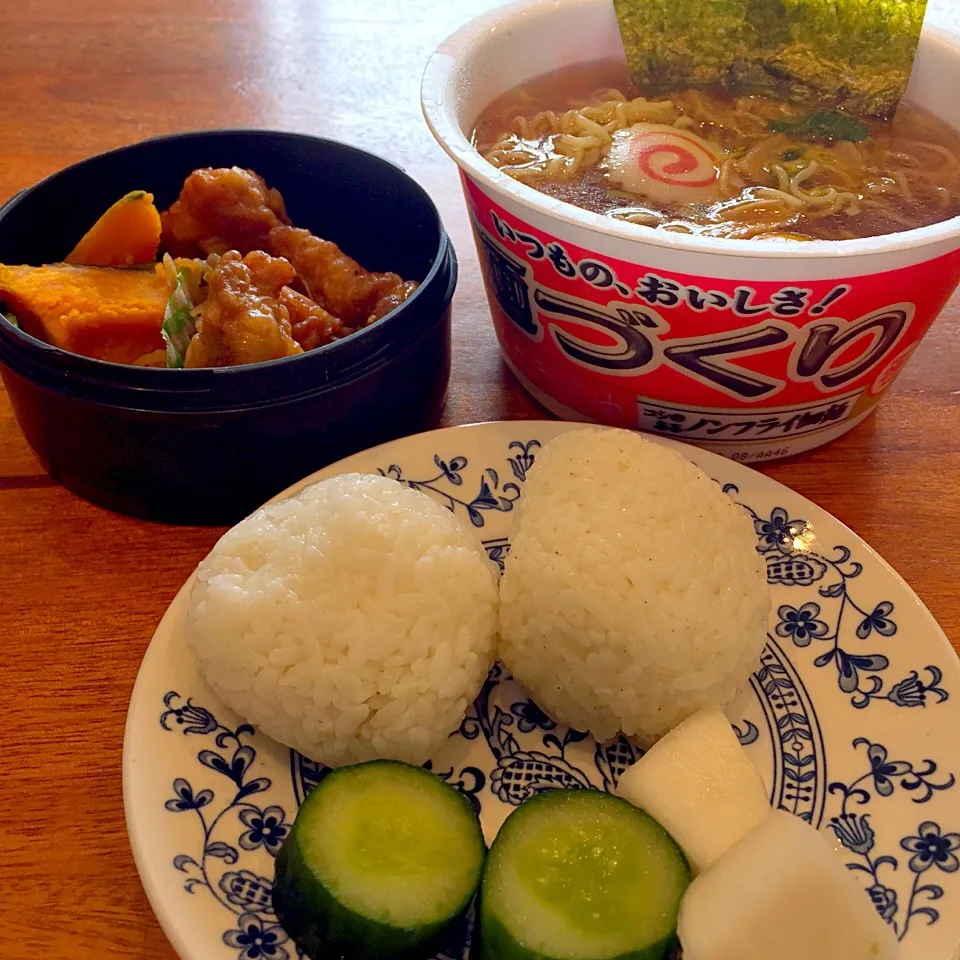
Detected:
left=0, top=264, right=169, bottom=364
left=66, top=190, right=162, bottom=267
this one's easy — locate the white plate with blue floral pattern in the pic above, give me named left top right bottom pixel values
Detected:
left=123, top=420, right=960, bottom=960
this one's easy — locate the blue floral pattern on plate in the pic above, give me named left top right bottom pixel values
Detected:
left=161, top=693, right=292, bottom=957
left=126, top=422, right=960, bottom=960
left=827, top=738, right=957, bottom=941
left=725, top=486, right=952, bottom=712
left=377, top=440, right=540, bottom=528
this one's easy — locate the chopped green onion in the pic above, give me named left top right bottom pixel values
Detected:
left=769, top=110, right=870, bottom=143
left=161, top=264, right=198, bottom=369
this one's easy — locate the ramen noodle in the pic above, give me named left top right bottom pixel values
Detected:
left=473, top=60, right=960, bottom=241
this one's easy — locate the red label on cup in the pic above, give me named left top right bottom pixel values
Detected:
left=464, top=177, right=960, bottom=459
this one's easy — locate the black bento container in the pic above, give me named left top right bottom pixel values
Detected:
left=0, top=130, right=456, bottom=525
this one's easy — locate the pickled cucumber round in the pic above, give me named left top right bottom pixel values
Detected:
left=479, top=789, right=690, bottom=960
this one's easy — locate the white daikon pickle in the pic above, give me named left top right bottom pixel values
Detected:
left=616, top=706, right=770, bottom=873
left=678, top=810, right=899, bottom=960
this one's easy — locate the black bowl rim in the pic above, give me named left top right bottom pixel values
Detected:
left=0, top=128, right=451, bottom=385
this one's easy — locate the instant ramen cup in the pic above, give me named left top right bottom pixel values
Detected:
left=423, top=0, right=960, bottom=463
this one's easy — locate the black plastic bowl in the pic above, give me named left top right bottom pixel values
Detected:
left=0, top=130, right=456, bottom=525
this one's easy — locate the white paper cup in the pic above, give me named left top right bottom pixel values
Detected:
left=423, top=0, right=960, bottom=462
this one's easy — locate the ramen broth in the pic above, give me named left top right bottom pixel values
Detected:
left=472, top=59, right=960, bottom=241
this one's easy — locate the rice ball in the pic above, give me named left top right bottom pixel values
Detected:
left=185, top=473, right=499, bottom=766
left=499, top=428, right=769, bottom=745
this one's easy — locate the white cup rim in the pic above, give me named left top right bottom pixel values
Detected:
left=421, top=0, right=960, bottom=262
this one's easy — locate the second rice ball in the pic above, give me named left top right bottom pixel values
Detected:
left=499, top=428, right=770, bottom=745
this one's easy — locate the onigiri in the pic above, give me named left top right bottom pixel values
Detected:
left=185, top=472, right=499, bottom=766
left=498, top=428, right=770, bottom=745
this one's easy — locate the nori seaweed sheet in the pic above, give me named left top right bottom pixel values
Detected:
left=614, top=0, right=928, bottom=118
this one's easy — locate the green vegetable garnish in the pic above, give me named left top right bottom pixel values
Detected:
left=770, top=109, right=870, bottom=142
left=614, top=0, right=929, bottom=118
left=273, top=760, right=485, bottom=960
left=1, top=309, right=18, bottom=328
left=480, top=790, right=690, bottom=960
left=161, top=261, right=198, bottom=369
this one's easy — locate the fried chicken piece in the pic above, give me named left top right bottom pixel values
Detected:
left=367, top=279, right=420, bottom=323
left=279, top=286, right=346, bottom=351
left=184, top=251, right=303, bottom=368
left=161, top=167, right=290, bottom=258
left=268, top=226, right=418, bottom=327
left=162, top=167, right=418, bottom=336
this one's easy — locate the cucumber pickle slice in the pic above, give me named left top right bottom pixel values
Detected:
left=479, top=789, right=691, bottom=960
left=273, top=759, right=485, bottom=960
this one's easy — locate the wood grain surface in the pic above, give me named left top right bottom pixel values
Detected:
left=1, top=1, right=959, bottom=956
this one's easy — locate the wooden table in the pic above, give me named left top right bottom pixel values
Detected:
left=2, top=0, right=959, bottom=955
